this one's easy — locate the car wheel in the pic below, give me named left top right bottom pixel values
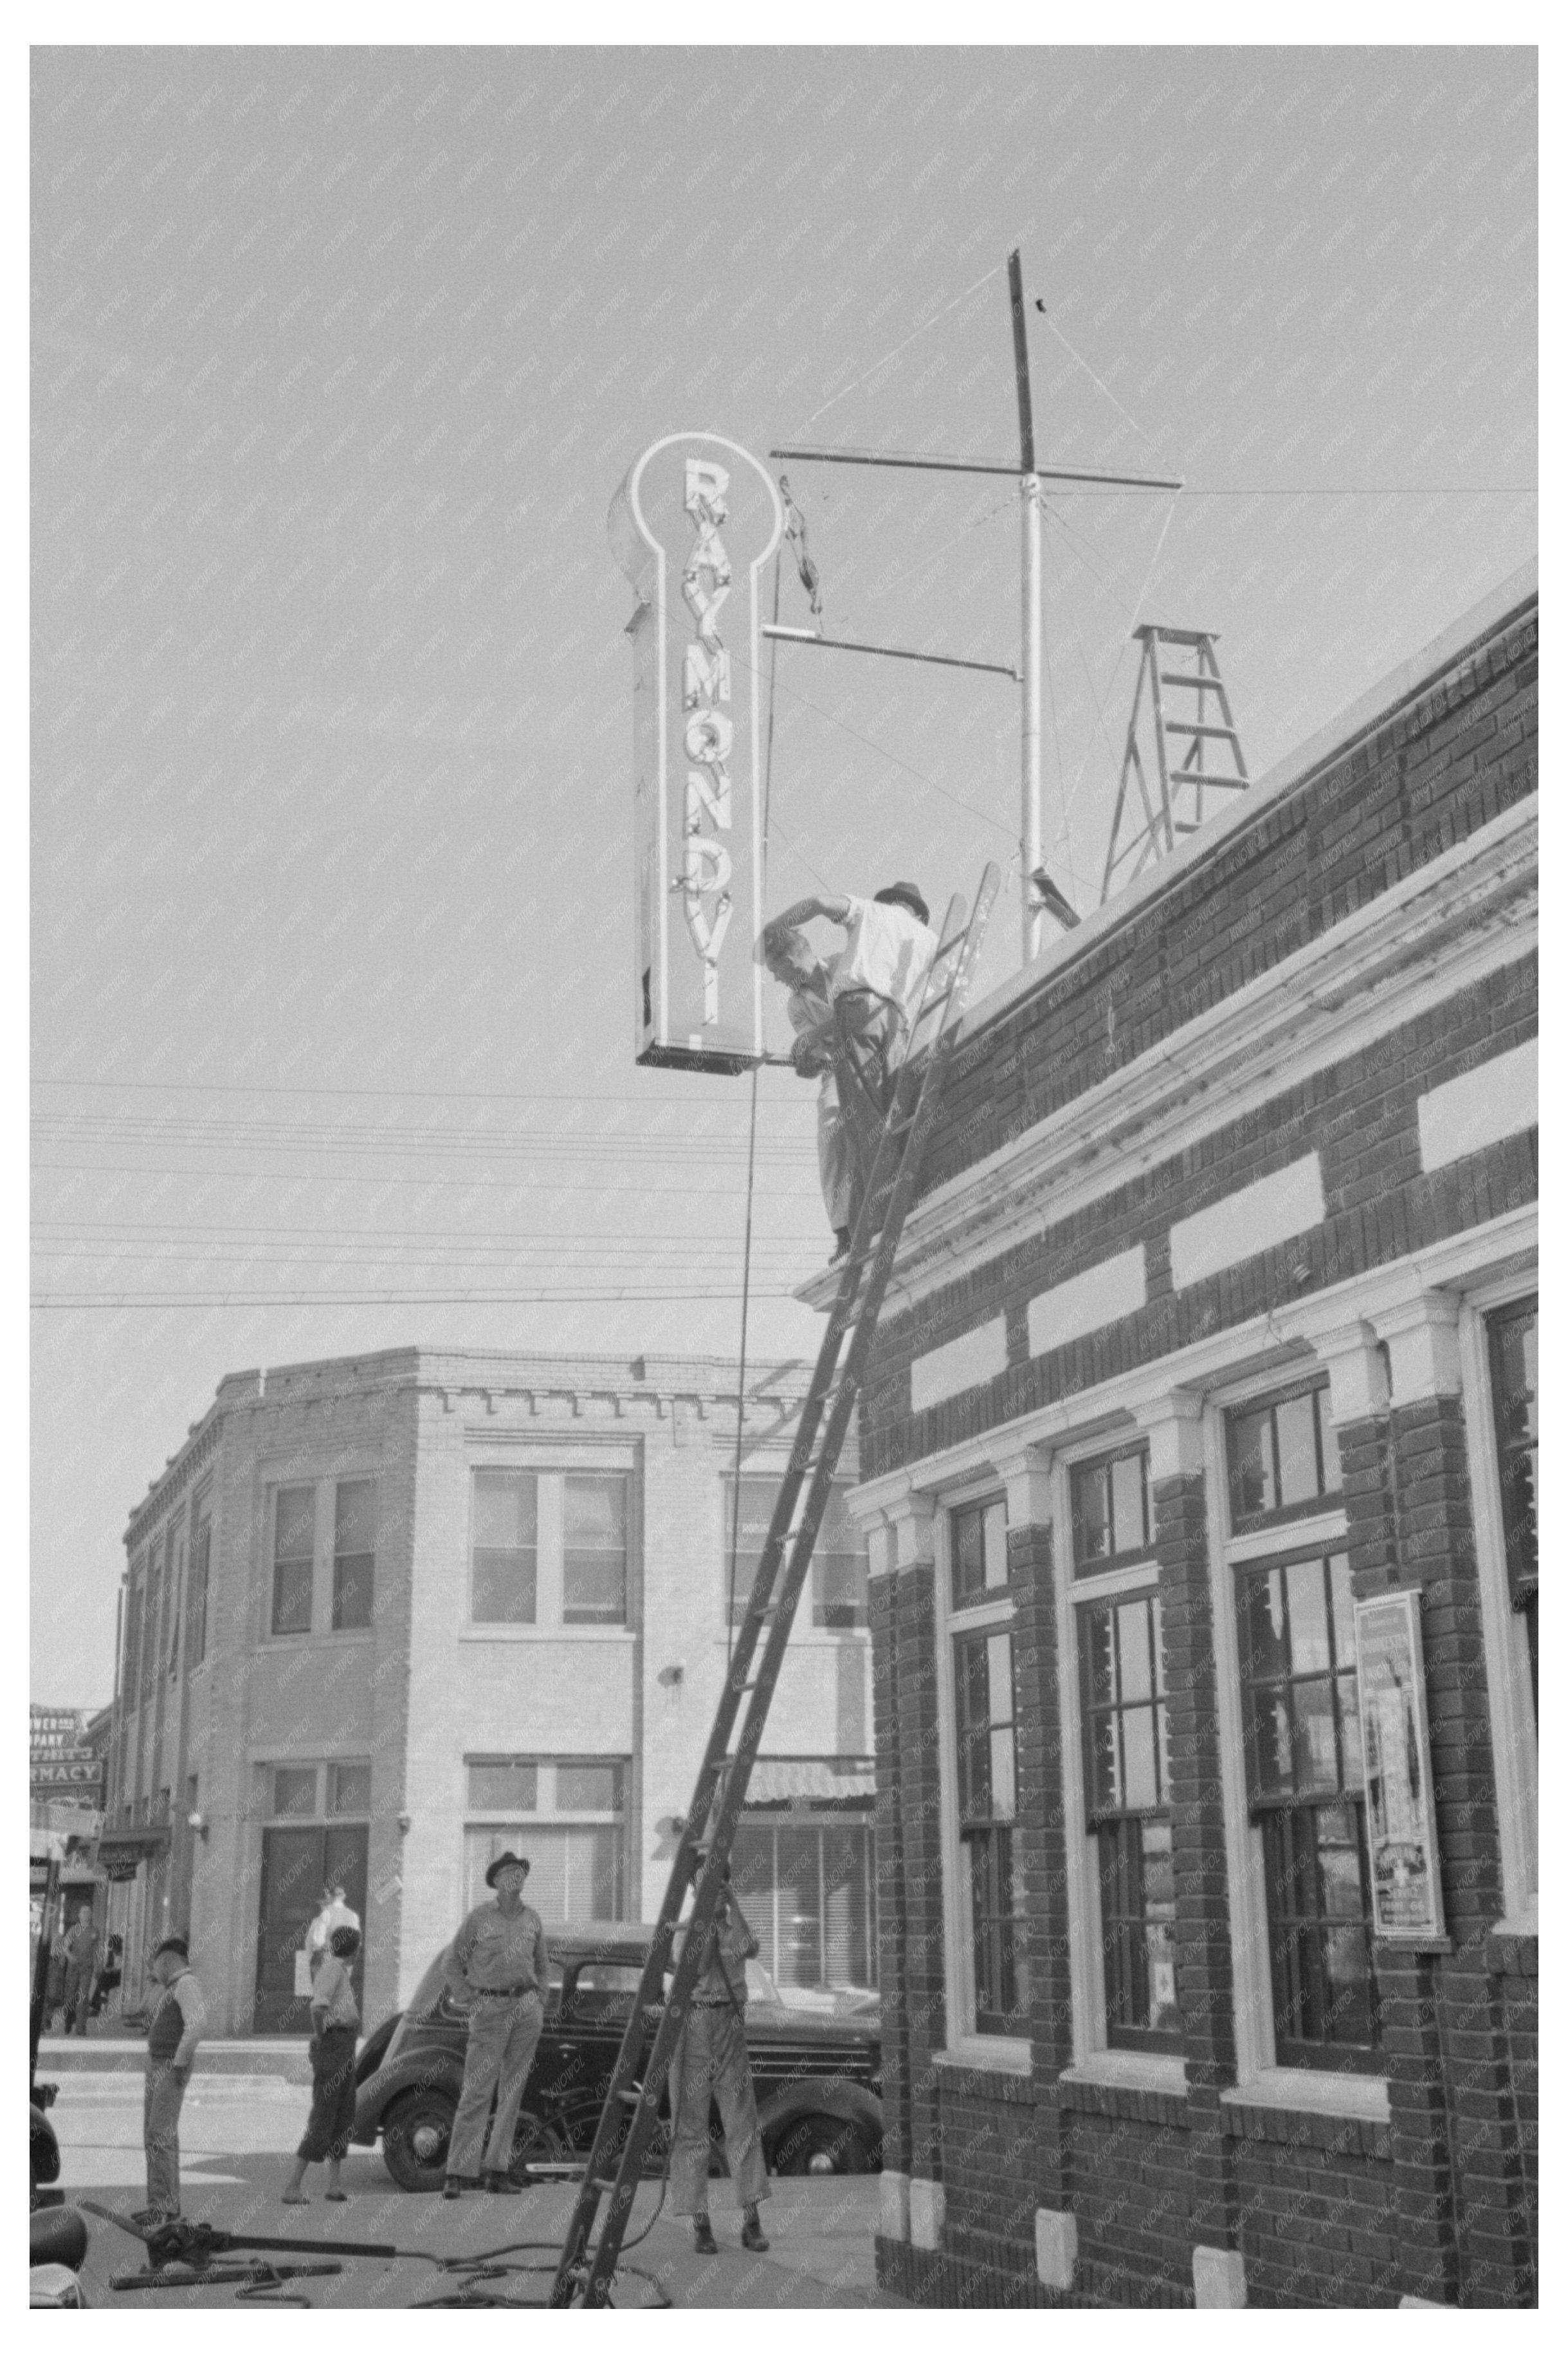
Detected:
left=769, top=2115, right=875, bottom=2176
left=381, top=2090, right=457, bottom=2193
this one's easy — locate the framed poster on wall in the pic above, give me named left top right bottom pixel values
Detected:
left=1354, top=1588, right=1446, bottom=1943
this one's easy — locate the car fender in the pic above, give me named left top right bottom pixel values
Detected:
left=352, top=2046, right=466, bottom=2144
left=30, top=2103, right=61, bottom=2186
left=756, top=2076, right=882, bottom=2155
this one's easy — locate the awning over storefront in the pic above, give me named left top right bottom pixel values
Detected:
left=745, top=1756, right=875, bottom=1809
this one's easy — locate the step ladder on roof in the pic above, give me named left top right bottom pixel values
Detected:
left=548, top=861, right=1002, bottom=2310
left=1100, top=625, right=1250, bottom=902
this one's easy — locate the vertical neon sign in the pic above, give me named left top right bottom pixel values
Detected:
left=610, top=433, right=782, bottom=1072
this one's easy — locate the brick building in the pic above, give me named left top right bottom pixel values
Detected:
left=830, top=563, right=1536, bottom=2308
left=100, top=1349, right=874, bottom=2035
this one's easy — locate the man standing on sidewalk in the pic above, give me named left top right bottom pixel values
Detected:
left=60, top=1904, right=99, bottom=2038
left=668, top=1864, right=770, bottom=2256
left=442, top=1852, right=549, bottom=2199
left=134, top=1935, right=206, bottom=2224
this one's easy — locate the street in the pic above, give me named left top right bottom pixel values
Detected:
left=45, top=2073, right=900, bottom=2310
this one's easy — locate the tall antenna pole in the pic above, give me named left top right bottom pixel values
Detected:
left=1009, top=248, right=1043, bottom=967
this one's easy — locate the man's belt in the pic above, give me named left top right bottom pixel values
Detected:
left=470, top=1982, right=538, bottom=1999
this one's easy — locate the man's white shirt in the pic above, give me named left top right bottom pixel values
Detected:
left=829, top=897, right=936, bottom=1023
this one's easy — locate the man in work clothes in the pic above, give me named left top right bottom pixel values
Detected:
left=760, top=882, right=938, bottom=1235
left=761, top=926, right=853, bottom=1261
left=133, top=1935, right=206, bottom=2224
left=61, top=1904, right=100, bottom=2037
left=442, top=1852, right=549, bottom=2198
left=668, top=1866, right=770, bottom=2255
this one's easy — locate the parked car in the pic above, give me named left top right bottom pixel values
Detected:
left=352, top=1922, right=882, bottom=2193
left=30, top=2100, right=60, bottom=2207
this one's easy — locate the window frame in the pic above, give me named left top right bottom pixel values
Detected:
left=462, top=1753, right=630, bottom=1920
left=934, top=1483, right=1027, bottom=2058
left=263, top=1472, right=379, bottom=1644
left=1225, top=1374, right=1342, bottom=1536
left=1205, top=1374, right=1383, bottom=2086
left=722, top=1471, right=871, bottom=1635
left=1458, top=1281, right=1539, bottom=1918
left=467, top=1461, right=637, bottom=1635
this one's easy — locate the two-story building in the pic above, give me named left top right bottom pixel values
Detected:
left=101, top=1349, right=873, bottom=2035
left=835, top=563, right=1536, bottom=2308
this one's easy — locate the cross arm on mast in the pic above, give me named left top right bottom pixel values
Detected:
left=768, top=443, right=1182, bottom=491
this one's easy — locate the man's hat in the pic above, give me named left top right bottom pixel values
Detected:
left=485, top=1850, right=531, bottom=1888
left=152, top=1935, right=188, bottom=1962
left=875, top=882, right=930, bottom=926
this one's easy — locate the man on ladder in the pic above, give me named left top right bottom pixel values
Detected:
left=760, top=881, right=937, bottom=1255
left=666, top=1860, right=769, bottom=2256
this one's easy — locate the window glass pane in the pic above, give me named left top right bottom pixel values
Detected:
left=989, top=1728, right=1016, bottom=1820
left=468, top=1761, right=538, bottom=1811
left=473, top=1553, right=536, bottom=1623
left=474, top=1470, right=537, bottom=1549
left=276, top=1484, right=316, bottom=1562
left=334, top=1479, right=376, bottom=1554
left=814, top=1546, right=869, bottom=1629
left=1327, top=1553, right=1355, bottom=1656
left=1229, top=1404, right=1274, bottom=1519
left=557, top=1762, right=621, bottom=1811
left=1291, top=1677, right=1339, bottom=1792
left=563, top=1551, right=626, bottom=1624
left=327, top=1762, right=370, bottom=1816
left=1286, top=1558, right=1331, bottom=1674
left=273, top=1558, right=313, bottom=1636
left=1241, top=1569, right=1290, bottom=1684
left=1111, top=1453, right=1147, bottom=1554
left=776, top=1826, right=823, bottom=1987
left=1072, top=1461, right=1110, bottom=1565
left=1084, top=1604, right=1115, bottom=1708
left=333, top=1545, right=374, bottom=1631
left=1117, top=1600, right=1153, bottom=1703
left=564, top=1475, right=626, bottom=1546
left=1248, top=1689, right=1294, bottom=1799
left=983, top=1501, right=1008, bottom=1588
left=987, top=1630, right=1014, bottom=1724
left=1275, top=1390, right=1322, bottom=1507
left=952, top=1504, right=987, bottom=1605
left=1089, top=1711, right=1122, bottom=1812
left=1122, top=1708, right=1158, bottom=1809
left=273, top=1766, right=317, bottom=1818
left=574, top=1824, right=623, bottom=1922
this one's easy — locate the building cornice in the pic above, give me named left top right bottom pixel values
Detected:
left=799, top=797, right=1535, bottom=1319
left=842, top=1201, right=1536, bottom=1521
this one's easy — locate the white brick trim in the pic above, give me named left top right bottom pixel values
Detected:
left=910, top=1316, right=1007, bottom=1414
left=1169, top=1154, right=1324, bottom=1290
left=909, top=2176, right=945, bottom=2251
left=1418, top=1037, right=1537, bottom=1171
left=1026, top=1246, right=1146, bottom=1361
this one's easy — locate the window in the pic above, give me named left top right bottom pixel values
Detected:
left=725, top=1476, right=869, bottom=1629
left=327, top=1761, right=372, bottom=1817
left=563, top=1475, right=628, bottom=1625
left=1071, top=1446, right=1151, bottom=1572
left=1233, top=1546, right=1378, bottom=2068
left=123, top=1576, right=143, bottom=1703
left=167, top=1526, right=185, bottom=1677
left=951, top=1497, right=1008, bottom=1609
left=731, top=1817, right=877, bottom=1990
left=333, top=1481, right=376, bottom=1632
left=273, top=1766, right=318, bottom=1819
left=1079, top=1590, right=1180, bottom=2049
left=472, top=1469, right=538, bottom=1623
left=1488, top=1301, right=1537, bottom=1717
left=1228, top=1378, right=1340, bottom=1529
left=954, top=1623, right=1025, bottom=2034
left=463, top=1756, right=627, bottom=1918
left=186, top=1513, right=211, bottom=1669
left=272, top=1486, right=316, bottom=1636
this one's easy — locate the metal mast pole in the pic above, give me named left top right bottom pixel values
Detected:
left=1009, top=248, right=1043, bottom=967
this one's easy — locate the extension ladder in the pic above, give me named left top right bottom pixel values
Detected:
left=549, top=862, right=1001, bottom=2308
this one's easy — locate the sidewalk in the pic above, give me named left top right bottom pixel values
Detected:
left=37, top=2034, right=314, bottom=2082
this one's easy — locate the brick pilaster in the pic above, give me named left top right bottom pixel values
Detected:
left=894, top=1548, right=946, bottom=2182
left=870, top=1562, right=909, bottom=2177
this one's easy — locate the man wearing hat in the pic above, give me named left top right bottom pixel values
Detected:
left=760, top=882, right=938, bottom=1245
left=442, top=1852, right=551, bottom=2198
left=134, top=1935, right=206, bottom=2224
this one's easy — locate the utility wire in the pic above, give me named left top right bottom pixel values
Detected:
left=798, top=261, right=1005, bottom=431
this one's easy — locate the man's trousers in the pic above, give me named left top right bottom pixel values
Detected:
left=447, top=1991, right=545, bottom=2180
left=62, top=1966, right=94, bottom=2036
left=143, top=2060, right=188, bottom=2216
left=668, top=2001, right=769, bottom=2214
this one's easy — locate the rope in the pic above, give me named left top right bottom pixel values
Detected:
left=797, top=261, right=1004, bottom=431
left=1044, top=490, right=1180, bottom=861
left=1037, top=308, right=1167, bottom=462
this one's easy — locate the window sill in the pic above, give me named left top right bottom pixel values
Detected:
left=1062, top=2050, right=1187, bottom=2097
left=1223, top=2068, right=1389, bottom=2124
left=460, top=1627, right=635, bottom=1643
left=260, top=1629, right=376, bottom=1650
left=936, top=2036, right=1032, bottom=2078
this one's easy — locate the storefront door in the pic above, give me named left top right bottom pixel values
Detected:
left=253, top=1823, right=368, bottom=2033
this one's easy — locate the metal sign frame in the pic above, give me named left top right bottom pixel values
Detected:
left=1354, top=1586, right=1446, bottom=1944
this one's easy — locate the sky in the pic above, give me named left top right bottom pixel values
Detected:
left=30, top=43, right=1537, bottom=1701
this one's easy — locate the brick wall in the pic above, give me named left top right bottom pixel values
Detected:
left=1228, top=2105, right=1398, bottom=2307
